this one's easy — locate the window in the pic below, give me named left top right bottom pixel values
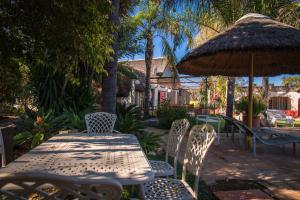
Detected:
left=269, top=97, right=291, bottom=110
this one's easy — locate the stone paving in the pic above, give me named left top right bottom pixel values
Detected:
left=147, top=127, right=300, bottom=200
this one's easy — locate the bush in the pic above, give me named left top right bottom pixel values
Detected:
left=157, top=102, right=189, bottom=129
left=59, top=108, right=90, bottom=131
left=138, top=132, right=161, bottom=154
left=115, top=103, right=144, bottom=133
left=13, top=108, right=89, bottom=149
left=235, top=96, right=267, bottom=117
left=14, top=109, right=63, bottom=148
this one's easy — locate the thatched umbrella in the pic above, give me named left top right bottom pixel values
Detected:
left=177, top=13, right=300, bottom=128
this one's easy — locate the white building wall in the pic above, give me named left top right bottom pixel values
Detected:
left=269, top=91, right=300, bottom=110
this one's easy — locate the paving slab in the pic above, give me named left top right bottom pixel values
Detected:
left=214, top=189, right=273, bottom=200
left=154, top=126, right=300, bottom=200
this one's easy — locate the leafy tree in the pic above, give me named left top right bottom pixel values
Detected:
left=1, top=1, right=115, bottom=113
left=282, top=76, right=300, bottom=88
left=133, top=0, right=194, bottom=117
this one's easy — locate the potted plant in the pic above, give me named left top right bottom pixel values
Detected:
left=235, top=96, right=267, bottom=128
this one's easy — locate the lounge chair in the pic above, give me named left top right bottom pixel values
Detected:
left=221, top=115, right=300, bottom=157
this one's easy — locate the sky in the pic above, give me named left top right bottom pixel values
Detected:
left=131, top=36, right=300, bottom=88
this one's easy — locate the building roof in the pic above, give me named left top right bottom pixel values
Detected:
left=122, top=57, right=182, bottom=88
left=123, top=57, right=168, bottom=77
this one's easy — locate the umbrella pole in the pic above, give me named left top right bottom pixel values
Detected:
left=248, top=53, right=254, bottom=129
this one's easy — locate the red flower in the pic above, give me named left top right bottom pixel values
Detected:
left=36, top=116, right=42, bottom=125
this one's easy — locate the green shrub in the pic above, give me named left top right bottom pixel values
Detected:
left=59, top=108, right=90, bottom=131
left=13, top=107, right=90, bottom=149
left=138, top=132, right=161, bottom=154
left=116, top=103, right=141, bottom=119
left=14, top=109, right=63, bottom=148
left=157, top=102, right=189, bottom=129
left=235, top=96, right=267, bottom=117
left=115, top=103, right=144, bottom=133
left=115, top=114, right=144, bottom=133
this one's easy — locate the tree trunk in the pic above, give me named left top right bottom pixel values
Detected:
left=144, top=31, right=153, bottom=118
left=262, top=77, right=269, bottom=102
left=226, top=77, right=235, bottom=118
left=101, top=0, right=120, bottom=114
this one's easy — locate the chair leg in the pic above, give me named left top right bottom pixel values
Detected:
left=1, top=153, right=5, bottom=167
left=138, top=184, right=146, bottom=200
left=239, top=130, right=242, bottom=146
left=293, top=143, right=296, bottom=156
left=253, top=136, right=256, bottom=157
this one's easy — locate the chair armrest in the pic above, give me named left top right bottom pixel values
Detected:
left=113, top=130, right=122, bottom=134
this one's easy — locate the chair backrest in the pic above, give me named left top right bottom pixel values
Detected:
left=166, top=118, right=190, bottom=159
left=182, top=124, right=216, bottom=199
left=0, top=173, right=122, bottom=200
left=0, top=129, right=5, bottom=167
left=166, top=119, right=190, bottom=178
left=85, top=112, right=117, bottom=134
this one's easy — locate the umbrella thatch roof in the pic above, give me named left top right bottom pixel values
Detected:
left=177, top=13, right=300, bottom=76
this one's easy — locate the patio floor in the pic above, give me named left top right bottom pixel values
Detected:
left=148, top=127, right=300, bottom=200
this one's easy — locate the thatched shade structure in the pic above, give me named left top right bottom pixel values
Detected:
left=177, top=13, right=300, bottom=128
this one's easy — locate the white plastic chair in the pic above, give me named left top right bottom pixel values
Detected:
left=142, top=124, right=216, bottom=200
left=85, top=112, right=117, bottom=134
left=0, top=129, right=6, bottom=167
left=149, top=119, right=190, bottom=178
left=0, top=173, right=123, bottom=200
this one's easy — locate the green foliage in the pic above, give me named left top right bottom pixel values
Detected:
left=1, top=0, right=113, bottom=74
left=59, top=108, right=89, bottom=131
left=0, top=0, right=120, bottom=113
left=138, top=132, right=161, bottom=154
left=13, top=107, right=90, bottom=149
left=115, top=103, right=144, bottom=133
left=14, top=109, right=63, bottom=148
left=29, top=53, right=95, bottom=114
left=186, top=115, right=197, bottom=127
left=115, top=114, right=144, bottom=133
left=116, top=103, right=142, bottom=119
left=235, top=96, right=267, bottom=117
left=157, top=102, right=189, bottom=129
left=278, top=2, right=300, bottom=28
left=118, top=63, right=138, bottom=79
left=282, top=76, right=300, bottom=87
left=0, top=58, right=23, bottom=104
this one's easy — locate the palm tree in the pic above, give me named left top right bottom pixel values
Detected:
left=262, top=77, right=269, bottom=102
left=134, top=0, right=193, bottom=117
left=101, top=1, right=139, bottom=114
